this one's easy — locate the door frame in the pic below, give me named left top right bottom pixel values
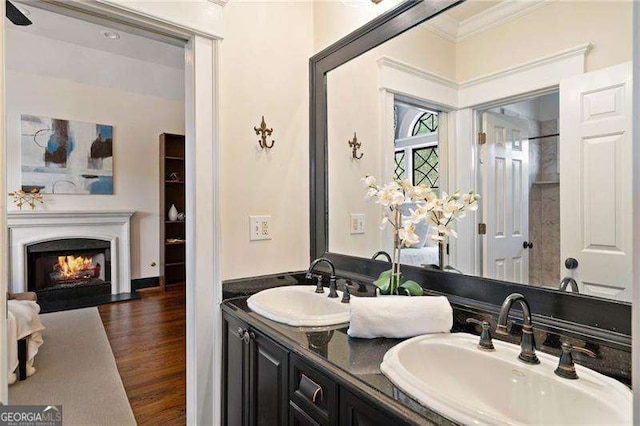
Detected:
left=472, top=88, right=559, bottom=279
left=0, top=2, right=224, bottom=424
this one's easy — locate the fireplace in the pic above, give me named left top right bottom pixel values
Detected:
left=27, top=239, right=111, bottom=296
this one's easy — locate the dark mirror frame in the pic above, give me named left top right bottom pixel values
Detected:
left=309, top=0, right=631, bottom=341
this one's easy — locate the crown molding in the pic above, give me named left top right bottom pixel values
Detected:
left=378, top=42, right=591, bottom=108
left=423, top=0, right=554, bottom=43
left=379, top=42, right=591, bottom=91
left=377, top=56, right=458, bottom=89
left=459, top=42, right=591, bottom=88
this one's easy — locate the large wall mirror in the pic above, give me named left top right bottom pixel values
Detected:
left=313, top=0, right=633, bottom=304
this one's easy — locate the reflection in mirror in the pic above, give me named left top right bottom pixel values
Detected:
left=326, top=0, right=632, bottom=301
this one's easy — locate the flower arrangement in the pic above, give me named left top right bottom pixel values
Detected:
left=362, top=176, right=479, bottom=296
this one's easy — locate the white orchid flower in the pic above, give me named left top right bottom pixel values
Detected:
left=408, top=208, right=425, bottom=224
left=379, top=216, right=389, bottom=230
left=364, top=187, right=378, bottom=201
left=361, top=175, right=377, bottom=188
left=399, top=180, right=413, bottom=192
left=430, top=233, right=445, bottom=242
left=412, top=184, right=433, bottom=200
left=399, top=223, right=420, bottom=247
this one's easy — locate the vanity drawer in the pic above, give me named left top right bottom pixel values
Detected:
left=289, top=401, right=321, bottom=426
left=289, top=354, right=338, bottom=425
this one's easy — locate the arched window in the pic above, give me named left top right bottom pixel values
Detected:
left=411, top=112, right=438, bottom=136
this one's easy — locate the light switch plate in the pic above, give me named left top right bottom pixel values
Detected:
left=250, top=215, right=272, bottom=241
left=350, top=214, right=365, bottom=234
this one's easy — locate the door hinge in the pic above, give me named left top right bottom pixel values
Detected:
left=478, top=132, right=486, bottom=145
left=478, top=223, right=487, bottom=235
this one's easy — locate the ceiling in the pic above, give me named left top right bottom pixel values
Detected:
left=444, top=1, right=503, bottom=22
left=8, top=2, right=185, bottom=70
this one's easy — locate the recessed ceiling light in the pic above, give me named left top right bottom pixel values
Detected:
left=101, top=30, right=120, bottom=40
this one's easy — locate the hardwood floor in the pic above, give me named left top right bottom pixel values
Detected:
left=98, top=286, right=186, bottom=425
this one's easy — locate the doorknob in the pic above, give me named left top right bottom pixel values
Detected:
left=565, top=258, right=579, bottom=269
left=522, top=241, right=533, bottom=249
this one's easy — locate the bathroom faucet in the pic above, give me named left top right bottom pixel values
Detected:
left=371, top=251, right=392, bottom=262
left=495, top=293, right=540, bottom=364
left=306, top=258, right=338, bottom=298
left=559, top=277, right=579, bottom=293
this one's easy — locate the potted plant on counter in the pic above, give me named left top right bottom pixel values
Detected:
left=362, top=176, right=479, bottom=296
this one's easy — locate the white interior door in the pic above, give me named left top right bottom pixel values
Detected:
left=482, top=112, right=530, bottom=284
left=560, top=62, right=632, bottom=301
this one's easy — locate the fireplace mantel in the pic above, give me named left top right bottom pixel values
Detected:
left=7, top=210, right=135, bottom=294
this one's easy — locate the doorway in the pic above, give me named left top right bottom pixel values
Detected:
left=1, top=1, right=222, bottom=423
left=478, top=92, right=560, bottom=287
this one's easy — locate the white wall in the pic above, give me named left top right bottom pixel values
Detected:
left=313, top=0, right=404, bottom=53
left=455, top=1, right=632, bottom=81
left=220, top=2, right=313, bottom=280
left=6, top=30, right=185, bottom=280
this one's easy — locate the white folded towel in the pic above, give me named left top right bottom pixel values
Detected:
left=347, top=295, right=453, bottom=339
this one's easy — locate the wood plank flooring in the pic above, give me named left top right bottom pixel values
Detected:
left=98, top=286, right=186, bottom=425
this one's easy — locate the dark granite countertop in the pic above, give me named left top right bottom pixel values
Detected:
left=221, top=294, right=457, bottom=425
left=221, top=273, right=632, bottom=425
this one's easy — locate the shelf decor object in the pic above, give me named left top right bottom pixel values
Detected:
left=159, top=133, right=186, bottom=291
left=348, top=132, right=363, bottom=159
left=168, top=204, right=178, bottom=221
left=9, top=188, right=44, bottom=210
left=254, top=116, right=275, bottom=149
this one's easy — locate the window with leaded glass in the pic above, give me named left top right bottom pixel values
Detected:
left=412, top=146, right=438, bottom=188
left=394, top=151, right=406, bottom=181
left=411, top=112, right=438, bottom=136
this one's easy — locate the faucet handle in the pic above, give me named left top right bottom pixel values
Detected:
left=466, top=318, right=495, bottom=351
left=312, top=274, right=324, bottom=293
left=554, top=342, right=597, bottom=380
left=341, top=284, right=351, bottom=303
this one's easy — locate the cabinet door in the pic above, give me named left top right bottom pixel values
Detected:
left=340, top=389, right=408, bottom=426
left=222, top=313, right=250, bottom=426
left=249, top=329, right=289, bottom=426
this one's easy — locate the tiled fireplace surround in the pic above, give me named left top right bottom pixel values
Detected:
left=7, top=210, right=134, bottom=295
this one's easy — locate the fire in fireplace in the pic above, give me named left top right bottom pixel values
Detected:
left=27, top=238, right=111, bottom=293
left=51, top=254, right=103, bottom=286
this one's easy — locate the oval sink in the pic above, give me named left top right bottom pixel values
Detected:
left=380, top=333, right=631, bottom=425
left=247, top=285, right=350, bottom=327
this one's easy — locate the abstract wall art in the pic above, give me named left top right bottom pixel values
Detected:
left=21, top=115, right=114, bottom=194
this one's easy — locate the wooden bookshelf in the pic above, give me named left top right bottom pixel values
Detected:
left=159, top=133, right=186, bottom=291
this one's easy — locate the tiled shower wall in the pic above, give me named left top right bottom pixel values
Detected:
left=529, top=119, right=560, bottom=288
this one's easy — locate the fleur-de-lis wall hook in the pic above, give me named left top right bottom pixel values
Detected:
left=254, top=116, right=275, bottom=150
left=348, top=132, right=363, bottom=159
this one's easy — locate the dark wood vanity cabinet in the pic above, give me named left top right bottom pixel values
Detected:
left=222, top=312, right=410, bottom=426
left=339, top=390, right=405, bottom=426
left=222, top=313, right=288, bottom=426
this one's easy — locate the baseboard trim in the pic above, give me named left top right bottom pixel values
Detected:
left=132, top=276, right=160, bottom=291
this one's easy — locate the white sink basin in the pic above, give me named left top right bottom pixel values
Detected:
left=247, top=285, right=350, bottom=327
left=380, top=333, right=632, bottom=425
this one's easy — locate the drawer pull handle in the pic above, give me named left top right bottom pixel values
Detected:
left=299, top=374, right=323, bottom=404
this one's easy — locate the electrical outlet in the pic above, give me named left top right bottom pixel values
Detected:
left=250, top=215, right=272, bottom=241
left=350, top=214, right=365, bottom=234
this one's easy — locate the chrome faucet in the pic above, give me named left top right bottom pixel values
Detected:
left=559, top=277, right=579, bottom=293
left=495, top=293, right=540, bottom=364
left=306, top=258, right=338, bottom=298
left=371, top=251, right=392, bottom=262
